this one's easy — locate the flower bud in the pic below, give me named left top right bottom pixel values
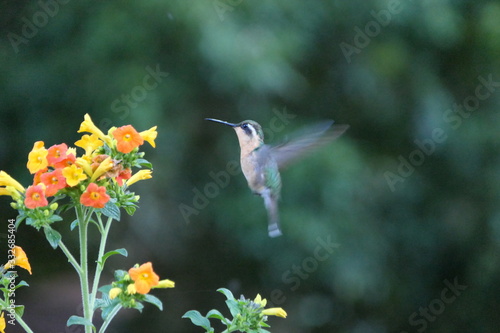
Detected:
left=50, top=203, right=58, bottom=211
left=109, top=287, right=122, bottom=300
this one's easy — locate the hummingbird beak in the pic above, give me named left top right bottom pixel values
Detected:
left=205, top=118, right=237, bottom=127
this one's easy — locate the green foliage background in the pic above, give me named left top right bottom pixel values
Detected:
left=1, top=0, right=499, bottom=332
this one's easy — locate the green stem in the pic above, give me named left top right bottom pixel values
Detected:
left=89, top=216, right=114, bottom=316
left=76, top=205, right=92, bottom=333
left=58, top=239, right=82, bottom=273
left=98, top=304, right=122, bottom=333
left=15, top=313, right=34, bottom=333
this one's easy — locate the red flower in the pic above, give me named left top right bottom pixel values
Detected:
left=53, top=153, right=76, bottom=169
left=24, top=185, right=48, bottom=209
left=113, top=125, right=144, bottom=154
left=47, top=143, right=68, bottom=167
left=80, top=183, right=110, bottom=208
left=40, top=169, right=67, bottom=197
left=116, top=168, right=132, bottom=186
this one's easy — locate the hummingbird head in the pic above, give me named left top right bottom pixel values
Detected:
left=205, top=118, right=264, bottom=149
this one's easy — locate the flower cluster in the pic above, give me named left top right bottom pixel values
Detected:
left=183, top=288, right=286, bottom=333
left=98, top=262, right=174, bottom=318
left=0, top=114, right=156, bottom=232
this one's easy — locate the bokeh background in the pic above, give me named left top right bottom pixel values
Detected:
left=1, top=0, right=499, bottom=332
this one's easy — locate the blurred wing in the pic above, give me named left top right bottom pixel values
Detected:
left=270, top=121, right=349, bottom=169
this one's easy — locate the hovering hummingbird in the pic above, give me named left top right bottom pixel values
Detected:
left=205, top=118, right=349, bottom=237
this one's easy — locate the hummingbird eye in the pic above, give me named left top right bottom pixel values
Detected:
left=241, top=123, right=253, bottom=136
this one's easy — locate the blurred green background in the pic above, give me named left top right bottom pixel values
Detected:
left=1, top=0, right=499, bottom=332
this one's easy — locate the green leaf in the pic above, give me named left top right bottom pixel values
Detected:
left=49, top=214, right=63, bottom=223
left=182, top=310, right=212, bottom=330
left=113, top=269, right=128, bottom=281
left=16, top=280, right=29, bottom=289
left=135, top=158, right=152, bottom=169
left=67, top=315, right=95, bottom=329
left=14, top=305, right=24, bottom=318
left=225, top=299, right=240, bottom=318
left=217, top=288, right=235, bottom=301
left=101, top=200, right=120, bottom=221
left=70, top=219, right=79, bottom=231
left=124, top=205, right=137, bottom=216
left=101, top=302, right=120, bottom=321
left=15, top=214, right=26, bottom=228
left=44, top=226, right=62, bottom=249
left=99, top=248, right=128, bottom=267
left=206, top=309, right=228, bottom=323
left=143, top=294, right=163, bottom=311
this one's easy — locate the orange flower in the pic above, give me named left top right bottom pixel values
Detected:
left=47, top=143, right=68, bottom=167
left=113, top=125, right=144, bottom=154
left=4, top=246, right=32, bottom=274
left=40, top=169, right=67, bottom=196
left=24, top=184, right=48, bottom=209
left=116, top=168, right=132, bottom=186
left=128, top=262, right=160, bottom=294
left=80, top=183, right=110, bottom=209
left=53, top=152, right=76, bottom=169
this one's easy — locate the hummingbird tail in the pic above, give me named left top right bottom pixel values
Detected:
left=263, top=193, right=282, bottom=237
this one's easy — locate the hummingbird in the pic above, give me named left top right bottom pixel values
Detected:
left=205, top=118, right=349, bottom=237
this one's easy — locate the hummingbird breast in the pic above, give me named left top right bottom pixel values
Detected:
left=240, top=146, right=281, bottom=198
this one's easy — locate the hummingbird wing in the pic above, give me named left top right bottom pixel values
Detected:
left=269, top=121, right=349, bottom=169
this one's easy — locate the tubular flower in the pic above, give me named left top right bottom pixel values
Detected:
left=140, top=126, right=158, bottom=148
left=27, top=141, right=48, bottom=174
left=80, top=183, right=110, bottom=209
left=125, top=169, right=152, bottom=187
left=62, top=164, right=87, bottom=186
left=262, top=307, right=287, bottom=318
left=40, top=169, right=67, bottom=196
left=113, top=125, right=144, bottom=153
left=90, top=156, right=114, bottom=182
left=0, top=312, right=5, bottom=333
left=24, top=184, right=48, bottom=209
left=0, top=171, right=25, bottom=193
left=109, top=287, right=122, bottom=300
left=75, top=133, right=104, bottom=155
left=47, top=143, right=68, bottom=167
left=75, top=157, right=93, bottom=177
left=153, top=279, right=175, bottom=289
left=128, top=262, right=160, bottom=294
left=78, top=114, right=112, bottom=145
left=4, top=246, right=32, bottom=274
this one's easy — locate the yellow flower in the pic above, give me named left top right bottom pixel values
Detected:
left=62, top=164, right=88, bottom=187
left=127, top=283, right=137, bottom=295
left=262, top=307, right=287, bottom=318
left=125, top=169, right=152, bottom=187
left=4, top=246, right=32, bottom=274
left=153, top=279, right=175, bottom=289
left=27, top=141, right=48, bottom=174
left=0, top=186, right=22, bottom=200
left=75, top=157, right=93, bottom=177
left=90, top=156, right=114, bottom=182
left=78, top=114, right=112, bottom=146
left=109, top=287, right=122, bottom=300
left=0, top=312, right=5, bottom=333
left=140, top=126, right=158, bottom=148
left=0, top=171, right=25, bottom=193
left=254, top=294, right=267, bottom=307
left=75, top=133, right=104, bottom=155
